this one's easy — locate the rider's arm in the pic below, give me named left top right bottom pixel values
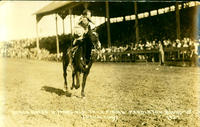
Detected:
left=78, top=16, right=83, bottom=25
left=87, top=17, right=95, bottom=25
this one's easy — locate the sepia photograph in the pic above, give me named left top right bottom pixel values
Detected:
left=0, top=1, right=200, bottom=127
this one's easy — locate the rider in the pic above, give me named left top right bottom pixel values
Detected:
left=71, top=9, right=95, bottom=57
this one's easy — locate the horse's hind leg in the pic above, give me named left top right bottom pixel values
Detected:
left=63, top=55, right=69, bottom=90
left=81, top=73, right=89, bottom=97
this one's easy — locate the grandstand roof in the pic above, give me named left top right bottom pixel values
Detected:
left=34, top=1, right=180, bottom=19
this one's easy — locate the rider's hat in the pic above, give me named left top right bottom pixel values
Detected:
left=83, top=9, right=91, bottom=16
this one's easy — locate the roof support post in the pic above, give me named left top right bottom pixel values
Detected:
left=134, top=1, right=139, bottom=43
left=105, top=1, right=111, bottom=48
left=55, top=14, right=60, bottom=61
left=175, top=2, right=181, bottom=40
left=36, top=17, right=40, bottom=52
left=69, top=9, right=73, bottom=35
left=62, top=18, right=65, bottom=35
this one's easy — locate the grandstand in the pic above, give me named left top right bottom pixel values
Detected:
left=0, top=2, right=199, bottom=66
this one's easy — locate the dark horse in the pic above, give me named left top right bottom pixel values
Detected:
left=62, top=30, right=101, bottom=97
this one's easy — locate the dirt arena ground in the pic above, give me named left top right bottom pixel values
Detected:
left=1, top=58, right=200, bottom=127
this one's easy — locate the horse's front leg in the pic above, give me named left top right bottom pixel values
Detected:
left=75, top=71, right=80, bottom=89
left=81, top=73, right=89, bottom=97
left=71, top=71, right=75, bottom=90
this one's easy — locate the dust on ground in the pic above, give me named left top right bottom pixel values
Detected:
left=1, top=58, right=200, bottom=127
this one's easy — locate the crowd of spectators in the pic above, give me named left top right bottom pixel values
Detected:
left=1, top=37, right=199, bottom=65
left=0, top=39, right=59, bottom=61
left=95, top=38, right=199, bottom=63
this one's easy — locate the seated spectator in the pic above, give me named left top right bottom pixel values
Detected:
left=167, top=39, right=172, bottom=48
left=138, top=41, right=144, bottom=50
left=172, top=41, right=177, bottom=48
left=183, top=40, right=189, bottom=48
left=176, top=39, right=182, bottom=48
left=130, top=43, right=134, bottom=51
left=134, top=43, right=138, bottom=50
left=152, top=40, right=157, bottom=49
left=145, top=41, right=151, bottom=50
left=163, top=40, right=168, bottom=47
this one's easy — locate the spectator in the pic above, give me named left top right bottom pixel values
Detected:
left=158, top=41, right=165, bottom=65
left=172, top=41, right=177, bottom=48
left=176, top=39, right=182, bottom=48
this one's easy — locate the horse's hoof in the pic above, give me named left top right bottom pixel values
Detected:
left=71, top=86, right=74, bottom=90
left=81, top=92, right=85, bottom=97
left=64, top=86, right=68, bottom=91
left=75, top=85, right=80, bottom=89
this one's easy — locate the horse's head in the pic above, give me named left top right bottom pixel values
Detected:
left=89, top=30, right=101, bottom=50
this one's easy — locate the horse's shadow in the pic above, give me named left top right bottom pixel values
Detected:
left=41, top=86, right=72, bottom=97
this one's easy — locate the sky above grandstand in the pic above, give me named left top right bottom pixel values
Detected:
left=0, top=1, right=105, bottom=42
left=0, top=1, right=83, bottom=42
left=0, top=1, right=53, bottom=41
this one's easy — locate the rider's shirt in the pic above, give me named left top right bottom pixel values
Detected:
left=79, top=16, right=90, bottom=30
left=72, top=15, right=95, bottom=46
left=74, top=16, right=94, bottom=40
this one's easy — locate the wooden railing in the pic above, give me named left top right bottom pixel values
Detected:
left=99, top=47, right=194, bottom=62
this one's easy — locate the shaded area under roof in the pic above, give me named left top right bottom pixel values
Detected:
left=34, top=1, right=180, bottom=19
